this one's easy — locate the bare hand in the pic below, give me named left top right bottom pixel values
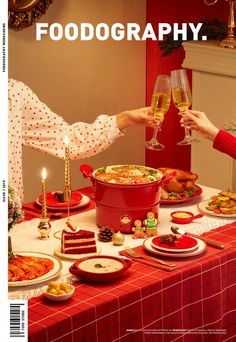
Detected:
left=180, top=110, right=219, bottom=141
left=116, top=107, right=156, bottom=131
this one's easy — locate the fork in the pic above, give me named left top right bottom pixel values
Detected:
left=124, top=246, right=176, bottom=267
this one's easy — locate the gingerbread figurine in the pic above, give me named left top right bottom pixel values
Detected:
left=132, top=220, right=146, bottom=239
left=143, top=212, right=158, bottom=237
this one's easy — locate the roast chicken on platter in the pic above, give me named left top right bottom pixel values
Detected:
left=158, top=167, right=199, bottom=200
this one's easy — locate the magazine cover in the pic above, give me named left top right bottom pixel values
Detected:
left=3, top=0, right=236, bottom=341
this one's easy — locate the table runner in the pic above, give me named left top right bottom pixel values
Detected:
left=28, top=221, right=236, bottom=342
left=22, top=187, right=95, bottom=221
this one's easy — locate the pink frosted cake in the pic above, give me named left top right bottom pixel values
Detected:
left=61, top=223, right=97, bottom=254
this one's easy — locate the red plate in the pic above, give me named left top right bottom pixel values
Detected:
left=37, top=191, right=82, bottom=208
left=160, top=185, right=202, bottom=205
left=152, top=235, right=198, bottom=253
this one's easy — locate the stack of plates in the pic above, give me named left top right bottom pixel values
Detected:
left=36, top=191, right=90, bottom=211
left=143, top=235, right=207, bottom=258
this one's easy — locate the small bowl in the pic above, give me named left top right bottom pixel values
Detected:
left=42, top=284, right=75, bottom=302
left=171, top=211, right=199, bottom=224
left=69, top=255, right=132, bottom=283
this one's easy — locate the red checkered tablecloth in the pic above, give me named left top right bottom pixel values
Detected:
left=28, top=222, right=236, bottom=342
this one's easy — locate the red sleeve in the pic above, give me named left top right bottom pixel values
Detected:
left=213, top=130, right=236, bottom=159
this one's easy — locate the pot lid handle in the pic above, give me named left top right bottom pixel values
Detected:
left=80, top=164, right=94, bottom=179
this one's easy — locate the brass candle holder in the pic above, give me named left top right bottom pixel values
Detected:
left=64, top=135, right=72, bottom=201
left=204, top=0, right=236, bottom=48
left=38, top=167, right=51, bottom=239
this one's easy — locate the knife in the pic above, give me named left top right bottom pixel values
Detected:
left=171, top=226, right=225, bottom=249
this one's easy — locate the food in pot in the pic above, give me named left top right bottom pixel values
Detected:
left=79, top=257, right=123, bottom=273
left=94, top=165, right=162, bottom=184
left=8, top=254, right=54, bottom=282
left=159, top=167, right=198, bottom=200
left=207, top=191, right=236, bottom=215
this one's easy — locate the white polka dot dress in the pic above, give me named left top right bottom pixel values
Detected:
left=8, top=79, right=123, bottom=200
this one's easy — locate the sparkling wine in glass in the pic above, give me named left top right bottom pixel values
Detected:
left=145, top=75, right=171, bottom=151
left=171, top=69, right=199, bottom=145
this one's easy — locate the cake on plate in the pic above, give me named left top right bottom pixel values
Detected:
left=61, top=220, right=97, bottom=255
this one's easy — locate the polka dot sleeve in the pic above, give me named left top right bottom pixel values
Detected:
left=21, top=82, right=124, bottom=159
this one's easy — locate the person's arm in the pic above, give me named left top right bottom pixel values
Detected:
left=21, top=82, right=153, bottom=160
left=213, top=130, right=236, bottom=159
left=180, top=110, right=236, bottom=159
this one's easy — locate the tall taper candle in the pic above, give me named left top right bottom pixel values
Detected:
left=64, top=135, right=72, bottom=201
left=41, top=167, right=47, bottom=219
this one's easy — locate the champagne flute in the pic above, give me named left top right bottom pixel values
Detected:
left=171, top=69, right=199, bottom=145
left=145, top=75, right=171, bottom=151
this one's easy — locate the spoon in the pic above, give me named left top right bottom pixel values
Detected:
left=171, top=226, right=225, bottom=249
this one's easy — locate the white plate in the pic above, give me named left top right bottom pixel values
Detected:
left=35, top=194, right=90, bottom=211
left=151, top=235, right=199, bottom=253
left=54, top=245, right=101, bottom=260
left=144, top=237, right=206, bottom=258
left=8, top=251, right=63, bottom=287
left=198, top=200, right=236, bottom=218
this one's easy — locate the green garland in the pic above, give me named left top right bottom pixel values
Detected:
left=158, top=18, right=228, bottom=57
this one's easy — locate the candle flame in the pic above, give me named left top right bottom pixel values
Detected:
left=42, top=167, right=47, bottom=180
left=64, top=135, right=69, bottom=146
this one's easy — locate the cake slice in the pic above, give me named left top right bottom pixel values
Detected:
left=61, top=223, right=97, bottom=255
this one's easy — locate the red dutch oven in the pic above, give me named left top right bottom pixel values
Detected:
left=80, top=164, right=176, bottom=233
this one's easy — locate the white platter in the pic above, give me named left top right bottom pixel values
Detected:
left=198, top=200, right=236, bottom=218
left=8, top=251, right=63, bottom=287
left=144, top=237, right=207, bottom=258
left=54, top=245, right=101, bottom=260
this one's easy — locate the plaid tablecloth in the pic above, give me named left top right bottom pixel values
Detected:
left=28, top=222, right=236, bottom=342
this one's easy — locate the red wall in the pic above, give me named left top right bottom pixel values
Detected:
left=146, top=0, right=227, bottom=170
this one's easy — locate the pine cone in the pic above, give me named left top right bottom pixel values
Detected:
left=98, top=227, right=114, bottom=242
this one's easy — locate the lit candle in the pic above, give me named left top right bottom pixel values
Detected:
left=64, top=135, right=71, bottom=201
left=41, top=167, right=47, bottom=219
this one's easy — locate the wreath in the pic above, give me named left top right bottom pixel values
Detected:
left=158, top=18, right=228, bottom=56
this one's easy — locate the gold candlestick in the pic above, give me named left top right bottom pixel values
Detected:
left=64, top=135, right=72, bottom=201
left=41, top=167, right=47, bottom=219
left=38, top=167, right=51, bottom=239
left=204, top=0, right=236, bottom=48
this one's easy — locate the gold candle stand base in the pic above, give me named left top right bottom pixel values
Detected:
left=64, top=189, right=72, bottom=201
left=219, top=36, right=236, bottom=48
left=38, top=217, right=51, bottom=239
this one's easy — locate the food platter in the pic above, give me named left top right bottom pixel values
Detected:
left=151, top=235, right=199, bottom=253
left=143, top=237, right=207, bottom=258
left=161, top=185, right=203, bottom=205
left=8, top=251, right=62, bottom=287
left=197, top=200, right=236, bottom=218
left=36, top=194, right=90, bottom=211
left=54, top=245, right=101, bottom=260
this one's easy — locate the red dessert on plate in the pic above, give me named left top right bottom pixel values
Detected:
left=38, top=191, right=82, bottom=208
left=152, top=235, right=198, bottom=252
left=61, top=223, right=97, bottom=254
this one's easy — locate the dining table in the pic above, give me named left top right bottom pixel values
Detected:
left=8, top=185, right=236, bottom=342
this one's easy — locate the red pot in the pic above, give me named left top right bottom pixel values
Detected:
left=80, top=164, right=175, bottom=233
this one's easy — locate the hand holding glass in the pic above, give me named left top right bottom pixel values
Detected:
left=171, top=69, right=199, bottom=145
left=145, top=75, right=171, bottom=150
